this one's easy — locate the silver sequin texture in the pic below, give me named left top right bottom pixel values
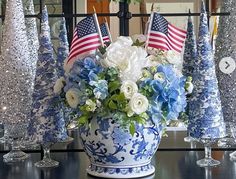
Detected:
left=0, top=0, right=34, bottom=124
left=215, top=0, right=236, bottom=122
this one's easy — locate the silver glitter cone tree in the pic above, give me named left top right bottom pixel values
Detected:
left=0, top=0, right=34, bottom=124
left=23, top=0, right=39, bottom=77
left=188, top=1, right=226, bottom=139
left=28, top=6, right=68, bottom=144
left=215, top=0, right=236, bottom=123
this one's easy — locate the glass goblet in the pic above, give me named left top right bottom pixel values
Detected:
left=0, top=123, right=10, bottom=144
left=35, top=142, right=59, bottom=168
left=3, top=122, right=29, bottom=163
left=229, top=123, right=236, bottom=161
left=196, top=138, right=220, bottom=167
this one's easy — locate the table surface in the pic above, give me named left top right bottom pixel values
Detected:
left=0, top=130, right=235, bottom=179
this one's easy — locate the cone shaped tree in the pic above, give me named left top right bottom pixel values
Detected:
left=188, top=1, right=226, bottom=139
left=28, top=6, right=68, bottom=144
left=215, top=0, right=236, bottom=122
left=0, top=0, right=34, bottom=123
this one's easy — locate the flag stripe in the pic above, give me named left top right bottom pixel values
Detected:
left=148, top=43, right=169, bottom=51
left=70, top=34, right=100, bottom=49
left=68, top=45, right=100, bottom=60
left=147, top=12, right=187, bottom=53
left=148, top=32, right=183, bottom=52
left=67, top=16, right=102, bottom=64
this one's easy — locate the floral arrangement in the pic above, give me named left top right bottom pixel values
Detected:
left=55, top=36, right=190, bottom=135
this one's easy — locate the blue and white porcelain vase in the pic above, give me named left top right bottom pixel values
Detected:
left=79, top=116, right=163, bottom=178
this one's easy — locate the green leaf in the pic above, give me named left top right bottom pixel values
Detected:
left=78, top=115, right=89, bottom=125
left=108, top=81, right=120, bottom=93
left=108, top=100, right=117, bottom=110
left=129, top=122, right=136, bottom=136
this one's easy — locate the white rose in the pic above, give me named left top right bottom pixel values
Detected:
left=101, top=38, right=133, bottom=70
left=85, top=99, right=97, bottom=112
left=121, top=80, right=138, bottom=99
left=129, top=93, right=149, bottom=115
left=120, top=46, right=147, bottom=82
left=54, top=77, right=65, bottom=94
left=131, top=34, right=146, bottom=44
left=165, top=50, right=182, bottom=65
left=66, top=88, right=80, bottom=108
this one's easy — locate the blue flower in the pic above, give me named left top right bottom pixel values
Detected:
left=89, top=80, right=108, bottom=100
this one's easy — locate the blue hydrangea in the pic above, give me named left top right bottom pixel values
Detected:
left=139, top=65, right=187, bottom=125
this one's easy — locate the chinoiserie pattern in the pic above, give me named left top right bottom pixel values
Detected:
left=188, top=1, right=226, bottom=139
left=183, top=15, right=197, bottom=77
left=28, top=6, right=68, bottom=144
left=79, top=116, right=162, bottom=178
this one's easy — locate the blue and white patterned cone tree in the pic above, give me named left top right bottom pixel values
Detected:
left=0, top=0, right=34, bottom=162
left=28, top=6, right=68, bottom=168
left=183, top=14, right=197, bottom=77
left=57, top=17, right=69, bottom=77
left=188, top=1, right=226, bottom=167
left=56, top=17, right=75, bottom=129
left=215, top=0, right=236, bottom=123
left=182, top=14, right=197, bottom=143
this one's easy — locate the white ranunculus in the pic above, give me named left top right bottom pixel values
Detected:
left=66, top=88, right=80, bottom=108
left=129, top=93, right=149, bottom=115
left=121, top=80, right=138, bottom=99
left=54, top=77, right=66, bottom=94
left=85, top=99, right=97, bottom=112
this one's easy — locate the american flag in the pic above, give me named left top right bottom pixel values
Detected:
left=67, top=16, right=102, bottom=64
left=146, top=12, right=187, bottom=53
left=100, top=22, right=112, bottom=43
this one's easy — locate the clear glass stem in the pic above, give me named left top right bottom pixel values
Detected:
left=12, top=138, right=20, bottom=151
left=43, top=146, right=51, bottom=160
left=204, top=144, right=212, bottom=159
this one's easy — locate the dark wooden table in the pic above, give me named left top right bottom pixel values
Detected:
left=0, top=130, right=235, bottom=179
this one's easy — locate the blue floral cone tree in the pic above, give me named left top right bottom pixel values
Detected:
left=188, top=1, right=226, bottom=167
left=57, top=17, right=69, bottom=77
left=183, top=14, right=197, bottom=77
left=28, top=6, right=67, bottom=167
left=56, top=17, right=75, bottom=129
left=182, top=14, right=197, bottom=143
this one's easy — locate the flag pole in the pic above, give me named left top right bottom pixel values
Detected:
left=144, top=3, right=154, bottom=35
left=92, top=6, right=104, bottom=47
left=145, top=11, right=154, bottom=50
left=104, top=17, right=113, bottom=42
